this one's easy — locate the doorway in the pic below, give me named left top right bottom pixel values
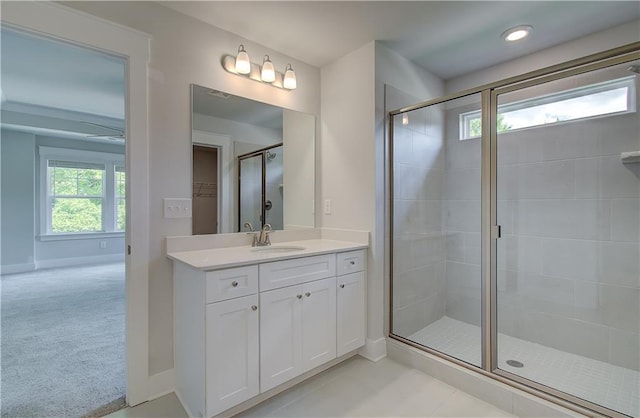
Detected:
left=192, top=145, right=219, bottom=234
left=0, top=27, right=128, bottom=416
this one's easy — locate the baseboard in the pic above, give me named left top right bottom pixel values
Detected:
left=0, top=262, right=36, bottom=275
left=146, top=368, right=175, bottom=402
left=36, top=253, right=124, bottom=270
left=358, top=337, right=387, bottom=362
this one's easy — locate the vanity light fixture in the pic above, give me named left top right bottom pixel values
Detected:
left=402, top=113, right=409, bottom=125
left=283, top=64, right=297, bottom=90
left=502, top=25, right=532, bottom=42
left=235, top=45, right=251, bottom=74
left=261, top=55, right=276, bottom=83
left=222, top=45, right=297, bottom=90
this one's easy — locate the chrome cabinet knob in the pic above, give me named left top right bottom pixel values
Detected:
left=305, top=292, right=311, bottom=297
left=297, top=294, right=303, bottom=299
left=339, top=284, right=345, bottom=288
left=251, top=305, right=258, bottom=311
left=232, top=281, right=238, bottom=287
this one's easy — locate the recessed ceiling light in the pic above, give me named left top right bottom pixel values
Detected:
left=502, top=25, right=533, bottom=42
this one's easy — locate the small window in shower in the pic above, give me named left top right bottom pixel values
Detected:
left=460, top=76, right=635, bottom=140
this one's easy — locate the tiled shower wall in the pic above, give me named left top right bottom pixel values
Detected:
left=494, top=109, right=640, bottom=371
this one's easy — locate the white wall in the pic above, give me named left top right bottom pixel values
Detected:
left=320, top=42, right=377, bottom=348
left=1, top=130, right=36, bottom=272
left=283, top=109, right=315, bottom=229
left=63, top=1, right=321, bottom=375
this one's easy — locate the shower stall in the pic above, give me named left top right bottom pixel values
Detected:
left=389, top=44, right=639, bottom=417
left=238, top=144, right=284, bottom=231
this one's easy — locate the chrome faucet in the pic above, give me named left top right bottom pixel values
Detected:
left=244, top=222, right=259, bottom=247
left=257, top=224, right=272, bottom=246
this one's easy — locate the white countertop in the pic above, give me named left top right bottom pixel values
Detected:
left=167, top=239, right=368, bottom=270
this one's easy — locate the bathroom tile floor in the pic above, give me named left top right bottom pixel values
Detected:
left=409, top=316, right=640, bottom=417
left=107, top=356, right=516, bottom=417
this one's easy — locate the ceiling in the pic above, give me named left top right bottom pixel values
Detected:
left=1, top=28, right=125, bottom=120
left=162, top=1, right=640, bottom=80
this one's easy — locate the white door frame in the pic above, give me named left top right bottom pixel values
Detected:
left=1, top=3, right=151, bottom=405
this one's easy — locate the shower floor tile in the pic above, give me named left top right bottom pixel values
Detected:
left=409, top=317, right=639, bottom=417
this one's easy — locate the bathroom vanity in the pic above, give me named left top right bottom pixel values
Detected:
left=168, top=239, right=367, bottom=418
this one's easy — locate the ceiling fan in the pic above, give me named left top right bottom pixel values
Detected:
left=81, top=121, right=126, bottom=140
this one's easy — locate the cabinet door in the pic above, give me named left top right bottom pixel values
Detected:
left=337, top=272, right=365, bottom=357
left=301, top=277, right=337, bottom=372
left=260, top=285, right=302, bottom=392
left=205, top=294, right=259, bottom=417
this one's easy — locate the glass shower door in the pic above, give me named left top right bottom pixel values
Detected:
left=390, top=92, right=484, bottom=368
left=495, top=61, right=640, bottom=417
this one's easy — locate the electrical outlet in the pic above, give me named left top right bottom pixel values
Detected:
left=163, top=198, right=193, bottom=218
left=324, top=199, right=332, bottom=215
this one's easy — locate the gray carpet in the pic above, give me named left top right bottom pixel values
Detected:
left=1, top=263, right=126, bottom=418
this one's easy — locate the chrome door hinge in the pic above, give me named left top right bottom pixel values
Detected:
left=491, top=225, right=502, bottom=239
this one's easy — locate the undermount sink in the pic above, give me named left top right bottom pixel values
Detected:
left=251, top=245, right=306, bottom=253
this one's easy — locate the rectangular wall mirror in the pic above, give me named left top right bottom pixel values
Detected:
left=191, top=84, right=315, bottom=234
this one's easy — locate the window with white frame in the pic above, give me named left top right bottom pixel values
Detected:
left=460, top=76, right=636, bottom=140
left=40, top=147, right=125, bottom=236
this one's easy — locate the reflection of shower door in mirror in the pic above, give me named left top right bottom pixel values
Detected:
left=238, top=144, right=284, bottom=232
left=192, top=145, right=219, bottom=234
left=264, top=146, right=283, bottom=230
left=239, top=154, right=263, bottom=231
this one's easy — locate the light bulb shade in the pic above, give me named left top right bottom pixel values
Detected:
left=261, top=55, right=276, bottom=83
left=283, top=64, right=297, bottom=90
left=235, top=45, right=251, bottom=74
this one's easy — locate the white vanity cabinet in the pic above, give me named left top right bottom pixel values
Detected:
left=173, top=246, right=366, bottom=418
left=336, top=250, right=366, bottom=357
left=260, top=276, right=336, bottom=392
left=174, top=263, right=260, bottom=418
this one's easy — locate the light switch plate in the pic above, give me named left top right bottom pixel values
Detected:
left=164, top=198, right=192, bottom=218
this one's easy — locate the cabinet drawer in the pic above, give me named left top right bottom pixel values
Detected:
left=336, top=250, right=365, bottom=276
left=206, top=265, right=258, bottom=303
left=259, top=254, right=336, bottom=291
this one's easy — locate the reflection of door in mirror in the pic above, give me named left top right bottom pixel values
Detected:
left=238, top=144, right=283, bottom=231
left=192, top=145, right=218, bottom=234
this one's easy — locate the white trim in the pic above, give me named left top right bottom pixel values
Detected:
left=38, top=232, right=125, bottom=242
left=145, top=369, right=176, bottom=402
left=0, top=263, right=37, bottom=275
left=192, top=130, right=233, bottom=234
left=358, top=337, right=387, bottom=362
left=36, top=253, right=125, bottom=270
left=1, top=1, right=152, bottom=406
